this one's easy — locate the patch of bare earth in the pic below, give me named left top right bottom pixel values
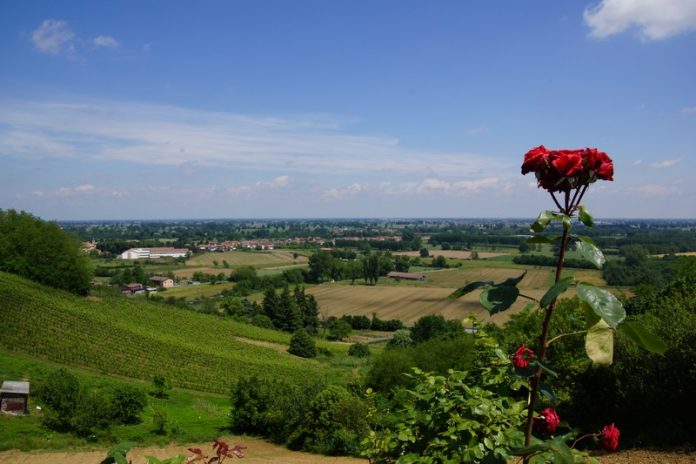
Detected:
left=396, top=250, right=508, bottom=259
left=0, top=436, right=366, bottom=464
left=595, top=449, right=696, bottom=463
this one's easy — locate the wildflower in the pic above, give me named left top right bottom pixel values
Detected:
left=534, top=407, right=560, bottom=434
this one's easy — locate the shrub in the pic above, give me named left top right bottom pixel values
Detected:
left=151, top=375, right=171, bottom=398
left=348, top=342, right=370, bottom=358
left=35, top=368, right=81, bottom=431
left=71, top=389, right=113, bottom=437
left=151, top=405, right=169, bottom=435
left=251, top=313, right=274, bottom=328
left=288, top=329, right=317, bottom=358
left=110, top=385, right=147, bottom=424
left=386, top=329, right=412, bottom=348
left=410, top=314, right=465, bottom=343
left=328, top=319, right=352, bottom=341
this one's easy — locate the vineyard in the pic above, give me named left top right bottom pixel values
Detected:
left=0, top=272, right=349, bottom=394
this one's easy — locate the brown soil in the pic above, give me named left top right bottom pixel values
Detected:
left=0, top=436, right=366, bottom=464
left=1, top=440, right=694, bottom=464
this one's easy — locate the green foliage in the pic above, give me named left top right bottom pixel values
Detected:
left=110, top=385, right=148, bottom=424
left=36, top=368, right=146, bottom=437
left=0, top=272, right=344, bottom=394
left=288, top=329, right=317, bottom=358
left=366, top=335, right=475, bottom=393
left=328, top=318, right=352, bottom=341
left=363, top=331, right=528, bottom=463
left=410, top=315, right=464, bottom=343
left=386, top=329, right=412, bottom=348
left=568, top=272, right=696, bottom=446
left=151, top=405, right=169, bottom=435
left=348, top=342, right=370, bottom=358
left=151, top=376, right=171, bottom=399
left=0, top=209, right=92, bottom=294
left=36, top=368, right=81, bottom=431
left=230, top=375, right=366, bottom=455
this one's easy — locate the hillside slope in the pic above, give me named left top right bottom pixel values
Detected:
left=0, top=272, right=333, bottom=393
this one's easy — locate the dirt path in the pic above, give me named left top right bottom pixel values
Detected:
left=2, top=440, right=694, bottom=464
left=0, top=436, right=366, bottom=464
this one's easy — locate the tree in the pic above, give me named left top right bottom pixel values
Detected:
left=419, top=248, right=430, bottom=258
left=432, top=255, right=448, bottom=268
left=288, top=329, right=317, bottom=358
left=329, top=318, right=352, bottom=341
left=0, top=209, right=92, bottom=294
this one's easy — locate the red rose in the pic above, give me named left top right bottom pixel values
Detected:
left=512, top=343, right=535, bottom=368
left=533, top=408, right=560, bottom=434
left=596, top=160, right=614, bottom=181
left=522, top=145, right=550, bottom=174
left=551, top=151, right=584, bottom=177
left=601, top=423, right=620, bottom=452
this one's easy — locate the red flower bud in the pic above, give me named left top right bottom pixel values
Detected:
left=601, top=423, right=620, bottom=452
left=512, top=343, right=534, bottom=369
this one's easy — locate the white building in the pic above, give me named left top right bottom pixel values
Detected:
left=119, top=247, right=189, bottom=260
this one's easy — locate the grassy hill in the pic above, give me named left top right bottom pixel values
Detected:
left=0, top=272, right=350, bottom=394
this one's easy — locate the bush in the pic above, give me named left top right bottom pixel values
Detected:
left=71, top=389, right=113, bottom=437
left=110, top=385, right=147, bottom=424
left=151, top=405, right=169, bottom=435
left=387, top=329, right=412, bottom=348
left=288, top=329, right=317, bottom=358
left=348, top=342, right=370, bottom=358
left=410, top=314, right=465, bottom=343
left=151, top=375, right=171, bottom=399
left=36, top=368, right=81, bottom=431
left=251, top=313, right=274, bottom=328
left=328, top=319, right=352, bottom=341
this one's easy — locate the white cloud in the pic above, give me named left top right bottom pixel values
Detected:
left=0, top=99, right=503, bottom=178
left=629, top=184, right=677, bottom=196
left=681, top=106, right=696, bottom=114
left=143, top=42, right=153, bottom=53
left=452, top=177, right=499, bottom=191
left=467, top=126, right=486, bottom=136
left=651, top=158, right=682, bottom=168
left=32, top=19, right=75, bottom=55
left=92, top=35, right=119, bottom=49
left=584, top=0, right=696, bottom=40
left=325, top=183, right=365, bottom=199
left=74, top=183, right=94, bottom=192
left=633, top=160, right=642, bottom=165
left=418, top=178, right=450, bottom=192
left=227, top=176, right=291, bottom=195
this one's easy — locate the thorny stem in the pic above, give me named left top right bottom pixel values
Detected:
left=518, top=293, right=540, bottom=303
left=523, top=186, right=584, bottom=461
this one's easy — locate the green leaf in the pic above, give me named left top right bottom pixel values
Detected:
left=619, top=321, right=667, bottom=355
left=108, top=443, right=134, bottom=458
left=531, top=211, right=555, bottom=233
left=114, top=456, right=129, bottom=464
left=498, top=271, right=527, bottom=287
left=577, top=235, right=597, bottom=246
left=585, top=320, right=614, bottom=366
left=526, top=235, right=556, bottom=244
left=480, top=286, right=520, bottom=314
left=561, top=215, right=572, bottom=232
left=540, top=276, right=574, bottom=308
left=580, top=300, right=600, bottom=329
left=448, top=280, right=494, bottom=299
left=578, top=205, right=594, bottom=227
left=532, top=359, right=558, bottom=378
left=145, top=457, right=163, bottom=464
left=512, top=444, right=550, bottom=456
left=539, top=382, right=560, bottom=403
left=549, top=437, right=574, bottom=464
left=577, top=284, right=626, bottom=328
left=575, top=240, right=606, bottom=269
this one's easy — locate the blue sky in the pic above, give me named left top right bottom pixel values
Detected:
left=1, top=0, right=695, bottom=219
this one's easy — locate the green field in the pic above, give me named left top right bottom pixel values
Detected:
left=0, top=272, right=356, bottom=395
left=186, top=250, right=307, bottom=268
left=0, top=350, right=229, bottom=452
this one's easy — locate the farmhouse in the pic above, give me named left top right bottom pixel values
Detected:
left=387, top=271, right=427, bottom=281
left=119, top=247, right=189, bottom=260
left=150, top=276, right=174, bottom=288
left=0, top=381, right=30, bottom=415
left=121, top=282, right=145, bottom=295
